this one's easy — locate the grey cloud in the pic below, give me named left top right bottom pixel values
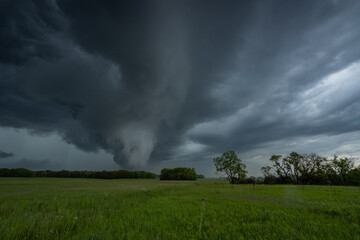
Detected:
left=0, top=150, right=14, bottom=158
left=184, top=0, right=360, bottom=158
left=0, top=158, right=59, bottom=170
left=0, top=0, right=65, bottom=64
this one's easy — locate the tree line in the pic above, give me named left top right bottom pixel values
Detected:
left=0, top=167, right=203, bottom=180
left=261, top=152, right=360, bottom=185
left=0, top=168, right=156, bottom=179
left=214, top=150, right=360, bottom=186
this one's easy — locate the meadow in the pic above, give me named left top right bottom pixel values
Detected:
left=0, top=178, right=359, bottom=240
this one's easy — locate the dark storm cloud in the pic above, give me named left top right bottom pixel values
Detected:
left=57, top=0, right=257, bottom=164
left=0, top=150, right=14, bottom=158
left=1, top=0, right=360, bottom=170
left=0, top=0, right=65, bottom=64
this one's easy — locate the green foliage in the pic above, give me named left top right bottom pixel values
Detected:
left=262, top=152, right=359, bottom=186
left=0, top=178, right=359, bottom=239
left=196, top=174, right=205, bottom=179
left=348, top=167, right=360, bottom=185
left=160, top=167, right=197, bottom=180
left=0, top=168, right=156, bottom=179
left=214, top=150, right=247, bottom=184
left=0, top=168, right=34, bottom=177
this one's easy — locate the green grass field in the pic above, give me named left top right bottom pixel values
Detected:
left=0, top=178, right=359, bottom=240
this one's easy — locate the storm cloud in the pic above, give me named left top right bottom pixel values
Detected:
left=0, top=158, right=58, bottom=170
left=0, top=150, right=14, bottom=159
left=1, top=0, right=360, bottom=172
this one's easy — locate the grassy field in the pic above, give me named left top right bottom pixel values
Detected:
left=0, top=178, right=359, bottom=239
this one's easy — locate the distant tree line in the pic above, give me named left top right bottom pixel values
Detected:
left=261, top=152, right=360, bottom=186
left=160, top=167, right=197, bottom=180
left=0, top=168, right=156, bottom=179
left=196, top=174, right=205, bottom=179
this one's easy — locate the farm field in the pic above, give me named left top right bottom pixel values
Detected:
left=0, top=178, right=359, bottom=240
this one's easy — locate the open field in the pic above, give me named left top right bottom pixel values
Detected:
left=0, top=178, right=359, bottom=239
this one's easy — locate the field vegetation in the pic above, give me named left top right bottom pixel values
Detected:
left=0, top=178, right=359, bottom=239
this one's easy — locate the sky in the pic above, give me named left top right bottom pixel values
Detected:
left=1, top=0, right=360, bottom=177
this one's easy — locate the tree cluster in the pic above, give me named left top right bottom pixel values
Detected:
left=160, top=167, right=197, bottom=180
left=261, top=152, right=360, bottom=186
left=0, top=168, right=156, bottom=179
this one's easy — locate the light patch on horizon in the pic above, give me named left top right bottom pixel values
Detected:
left=0, top=127, right=118, bottom=171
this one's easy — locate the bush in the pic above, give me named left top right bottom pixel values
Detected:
left=196, top=174, right=205, bottom=179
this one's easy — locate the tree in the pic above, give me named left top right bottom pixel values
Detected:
left=331, top=155, right=354, bottom=185
left=283, top=152, right=302, bottom=184
left=299, top=153, right=328, bottom=184
left=214, top=150, right=247, bottom=184
left=348, top=166, right=360, bottom=186
left=269, top=154, right=292, bottom=183
left=261, top=166, right=272, bottom=177
left=261, top=166, right=277, bottom=184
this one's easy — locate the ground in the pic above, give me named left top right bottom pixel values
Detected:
left=0, top=178, right=359, bottom=239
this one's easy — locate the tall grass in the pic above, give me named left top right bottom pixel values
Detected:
left=0, top=178, right=359, bottom=239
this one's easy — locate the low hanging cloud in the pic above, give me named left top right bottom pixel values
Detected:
left=0, top=150, right=14, bottom=159
left=1, top=0, right=360, bottom=170
left=0, top=158, right=58, bottom=170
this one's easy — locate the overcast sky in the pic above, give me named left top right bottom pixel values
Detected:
left=1, top=0, right=360, bottom=177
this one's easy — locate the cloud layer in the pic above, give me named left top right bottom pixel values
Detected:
left=1, top=0, right=360, bottom=172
